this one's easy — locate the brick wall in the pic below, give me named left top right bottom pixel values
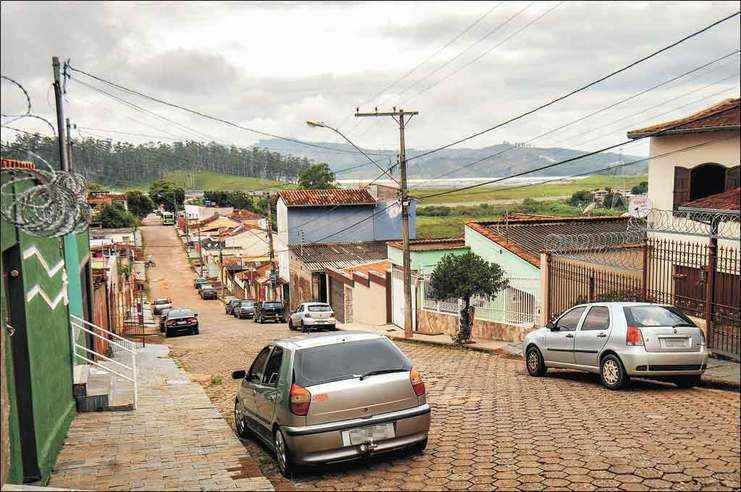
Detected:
left=416, top=309, right=535, bottom=342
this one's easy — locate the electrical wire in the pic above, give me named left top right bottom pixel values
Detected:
left=404, top=10, right=740, bottom=163
left=409, top=53, right=740, bottom=186
left=67, top=64, right=387, bottom=157
left=415, top=105, right=739, bottom=201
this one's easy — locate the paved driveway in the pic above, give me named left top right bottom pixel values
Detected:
left=143, top=223, right=741, bottom=491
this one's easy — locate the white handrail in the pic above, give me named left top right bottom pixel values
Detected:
left=71, top=314, right=136, bottom=349
left=70, top=316, right=138, bottom=409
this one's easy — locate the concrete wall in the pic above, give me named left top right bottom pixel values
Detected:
left=648, top=132, right=739, bottom=211
left=416, top=309, right=534, bottom=342
left=351, top=275, right=388, bottom=326
left=387, top=244, right=469, bottom=274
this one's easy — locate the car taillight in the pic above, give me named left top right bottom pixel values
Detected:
left=410, top=368, right=426, bottom=396
left=188, top=318, right=197, bottom=325
left=166, top=320, right=175, bottom=327
left=626, top=325, right=644, bottom=346
left=290, top=384, right=311, bottom=416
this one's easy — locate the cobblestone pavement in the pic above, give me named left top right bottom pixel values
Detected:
left=143, top=223, right=741, bottom=491
left=48, top=344, right=273, bottom=491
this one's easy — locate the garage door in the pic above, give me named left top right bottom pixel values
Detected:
left=391, top=267, right=416, bottom=329
left=329, top=277, right=345, bottom=323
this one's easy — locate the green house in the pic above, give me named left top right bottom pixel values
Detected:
left=1, top=158, right=92, bottom=485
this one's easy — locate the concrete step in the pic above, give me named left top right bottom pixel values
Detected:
left=73, top=366, right=134, bottom=412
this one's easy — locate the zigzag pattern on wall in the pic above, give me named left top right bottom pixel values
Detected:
left=22, top=245, right=66, bottom=278
left=26, top=284, right=69, bottom=310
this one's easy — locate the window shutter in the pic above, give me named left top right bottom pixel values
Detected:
left=725, top=166, right=740, bottom=190
left=673, top=167, right=690, bottom=209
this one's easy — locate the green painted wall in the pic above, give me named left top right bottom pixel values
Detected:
left=1, top=255, right=23, bottom=484
left=387, top=244, right=470, bottom=274
left=464, top=226, right=540, bottom=295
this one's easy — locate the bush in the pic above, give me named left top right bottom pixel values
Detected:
left=568, top=190, right=594, bottom=207
left=631, top=181, right=648, bottom=195
left=97, top=204, right=139, bottom=228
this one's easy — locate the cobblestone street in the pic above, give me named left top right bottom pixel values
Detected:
left=144, top=223, right=741, bottom=491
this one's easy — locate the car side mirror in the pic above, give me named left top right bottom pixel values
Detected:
left=546, top=321, right=558, bottom=331
left=268, top=373, right=279, bottom=386
left=194, top=312, right=198, bottom=317
left=232, top=370, right=246, bottom=380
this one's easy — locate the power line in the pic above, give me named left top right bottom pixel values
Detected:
left=410, top=53, right=740, bottom=186
left=78, top=126, right=181, bottom=141
left=405, top=10, right=740, bottom=163
left=415, top=105, right=739, bottom=201
left=67, top=64, right=387, bottom=157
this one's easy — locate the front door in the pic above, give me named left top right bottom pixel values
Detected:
left=546, top=306, right=587, bottom=365
left=574, top=305, right=612, bottom=367
left=253, top=347, right=284, bottom=441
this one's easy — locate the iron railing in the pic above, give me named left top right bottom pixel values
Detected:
left=70, top=314, right=138, bottom=409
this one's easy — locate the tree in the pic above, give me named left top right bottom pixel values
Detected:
left=603, top=188, right=627, bottom=210
left=126, top=190, right=155, bottom=219
left=86, top=182, right=109, bottom=193
left=149, top=180, right=184, bottom=212
left=428, top=252, right=509, bottom=345
left=97, top=204, right=139, bottom=228
left=298, top=163, right=336, bottom=189
left=568, top=190, right=594, bottom=207
left=631, top=181, right=648, bottom=195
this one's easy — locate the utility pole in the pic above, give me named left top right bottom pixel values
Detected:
left=65, top=118, right=74, bottom=169
left=52, top=56, right=69, bottom=171
left=266, top=195, right=276, bottom=301
left=355, top=108, right=418, bottom=339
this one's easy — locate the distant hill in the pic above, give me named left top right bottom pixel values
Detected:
left=257, top=139, right=647, bottom=179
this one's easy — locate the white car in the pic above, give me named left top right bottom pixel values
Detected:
left=288, top=302, right=336, bottom=332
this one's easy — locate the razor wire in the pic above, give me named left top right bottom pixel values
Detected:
left=544, top=230, right=647, bottom=270
left=1, top=75, right=56, bottom=132
left=627, top=208, right=740, bottom=241
left=1, top=151, right=90, bottom=237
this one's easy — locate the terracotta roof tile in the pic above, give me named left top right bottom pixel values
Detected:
left=343, top=260, right=391, bottom=275
left=680, top=187, right=740, bottom=212
left=230, top=209, right=264, bottom=220
left=278, top=188, right=376, bottom=207
left=1, top=158, right=36, bottom=170
left=466, top=216, right=630, bottom=267
left=627, top=98, right=740, bottom=139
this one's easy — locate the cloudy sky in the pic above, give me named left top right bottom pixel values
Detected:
left=1, top=1, right=739, bottom=158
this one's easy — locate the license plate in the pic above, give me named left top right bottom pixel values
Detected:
left=177, top=321, right=186, bottom=325
left=342, top=423, right=395, bottom=446
left=660, top=337, right=690, bottom=348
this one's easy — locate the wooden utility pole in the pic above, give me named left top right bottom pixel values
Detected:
left=355, top=108, right=418, bottom=339
left=266, top=195, right=276, bottom=300
left=52, top=56, right=69, bottom=171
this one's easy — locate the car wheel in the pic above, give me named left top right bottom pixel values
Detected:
left=525, top=346, right=547, bottom=377
left=673, top=375, right=702, bottom=388
left=300, top=321, right=307, bottom=333
left=165, top=328, right=172, bottom=338
left=234, top=400, right=249, bottom=438
left=411, top=437, right=428, bottom=454
left=600, top=354, right=629, bottom=390
left=288, top=319, right=294, bottom=331
left=274, top=429, right=297, bottom=478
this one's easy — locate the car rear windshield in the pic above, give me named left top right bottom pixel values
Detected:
left=623, top=306, right=696, bottom=328
left=263, top=302, right=283, bottom=308
left=240, top=301, right=254, bottom=306
left=308, top=304, right=332, bottom=312
left=293, top=338, right=411, bottom=387
left=168, top=309, right=194, bottom=318
left=154, top=299, right=170, bottom=304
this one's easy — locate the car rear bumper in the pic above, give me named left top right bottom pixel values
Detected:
left=621, top=349, right=709, bottom=376
left=282, top=404, right=431, bottom=465
left=261, top=313, right=285, bottom=321
left=302, top=318, right=336, bottom=327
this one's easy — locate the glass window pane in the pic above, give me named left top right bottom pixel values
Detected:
left=582, top=307, right=610, bottom=331
left=557, top=306, right=586, bottom=331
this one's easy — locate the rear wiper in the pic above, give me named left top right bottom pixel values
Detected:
left=358, top=368, right=407, bottom=381
left=673, top=324, right=696, bottom=327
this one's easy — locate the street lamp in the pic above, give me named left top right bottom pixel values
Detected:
left=305, top=120, right=397, bottom=184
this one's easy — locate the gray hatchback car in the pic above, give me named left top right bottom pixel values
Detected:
left=232, top=332, right=431, bottom=477
left=523, top=302, right=708, bottom=390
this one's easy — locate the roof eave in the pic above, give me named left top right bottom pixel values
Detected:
left=627, top=125, right=741, bottom=140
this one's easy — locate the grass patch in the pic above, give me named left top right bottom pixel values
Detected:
left=416, top=198, right=623, bottom=238
left=210, top=375, right=223, bottom=385
left=412, top=175, right=646, bottom=205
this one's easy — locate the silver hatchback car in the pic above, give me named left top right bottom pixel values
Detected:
left=232, top=332, right=431, bottom=477
left=523, top=302, right=708, bottom=389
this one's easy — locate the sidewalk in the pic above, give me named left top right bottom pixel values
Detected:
left=340, top=322, right=740, bottom=390
left=48, top=345, right=273, bottom=491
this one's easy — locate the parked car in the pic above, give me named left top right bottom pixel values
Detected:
left=255, top=300, right=286, bottom=324
left=194, top=278, right=208, bottom=290
left=232, top=331, right=430, bottom=477
left=200, top=285, right=218, bottom=300
left=225, top=297, right=241, bottom=315
left=234, top=300, right=256, bottom=319
left=164, top=308, right=199, bottom=337
left=523, top=302, right=709, bottom=390
left=152, top=298, right=172, bottom=315
left=288, top=302, right=336, bottom=332
left=158, top=308, right=171, bottom=332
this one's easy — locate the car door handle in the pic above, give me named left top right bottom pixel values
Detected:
left=565, top=334, right=574, bottom=338
left=596, top=333, right=608, bottom=338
